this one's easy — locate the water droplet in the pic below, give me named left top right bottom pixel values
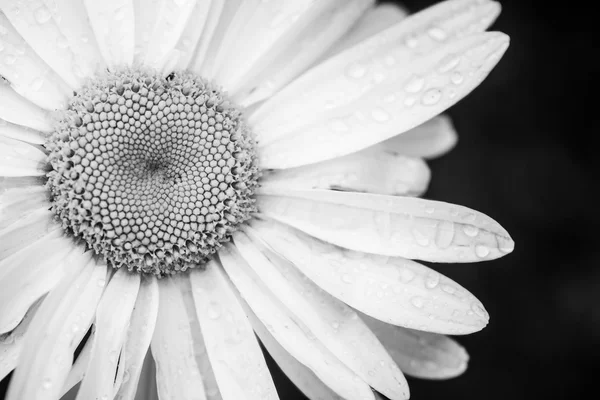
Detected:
left=346, top=63, right=366, bottom=79
left=404, top=75, right=425, bottom=93
left=471, top=302, right=487, bottom=318
left=97, top=278, right=106, bottom=287
left=442, top=284, right=456, bottom=294
left=428, top=27, right=447, bottom=41
left=451, top=71, right=464, bottom=84
left=437, top=55, right=461, bottom=74
left=463, top=225, right=479, bottom=237
left=341, top=273, right=354, bottom=284
left=398, top=268, right=415, bottom=283
left=31, top=78, right=44, bottom=91
left=403, top=96, right=416, bottom=107
left=42, top=378, right=52, bottom=389
left=4, top=54, right=16, bottom=65
left=412, top=228, right=430, bottom=246
left=421, top=88, right=442, bottom=105
left=425, top=272, right=440, bottom=289
left=424, top=206, right=435, bottom=214
left=371, top=107, right=390, bottom=122
left=405, top=35, right=418, bottom=48
left=331, top=321, right=340, bottom=330
left=475, top=244, right=490, bottom=258
left=35, top=7, right=52, bottom=24
left=411, top=296, right=424, bottom=309
left=207, top=302, right=221, bottom=319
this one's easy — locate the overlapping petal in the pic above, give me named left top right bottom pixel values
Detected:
left=219, top=245, right=376, bottom=400
left=250, top=218, right=489, bottom=334
left=0, top=136, right=48, bottom=177
left=0, top=82, right=53, bottom=132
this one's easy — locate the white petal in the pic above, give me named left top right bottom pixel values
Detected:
left=256, top=189, right=514, bottom=262
left=0, top=208, right=57, bottom=264
left=60, top=331, right=95, bottom=397
left=135, top=0, right=198, bottom=70
left=0, top=136, right=48, bottom=177
left=84, top=0, right=135, bottom=68
left=0, top=185, right=49, bottom=232
left=234, top=232, right=408, bottom=400
left=0, top=119, right=48, bottom=144
left=6, top=254, right=106, bottom=400
left=250, top=219, right=489, bottom=334
left=189, top=0, right=237, bottom=76
left=0, top=233, right=71, bottom=333
left=324, top=3, right=408, bottom=59
left=378, top=115, right=458, bottom=159
left=0, top=81, right=53, bottom=132
left=251, top=0, right=502, bottom=140
left=0, top=13, right=72, bottom=110
left=133, top=351, right=160, bottom=400
left=230, top=0, right=374, bottom=106
left=0, top=0, right=104, bottom=88
left=150, top=277, right=208, bottom=400
left=76, top=269, right=140, bottom=400
left=131, top=0, right=161, bottom=62
left=188, top=260, right=278, bottom=400
left=159, top=0, right=211, bottom=72
left=219, top=245, right=375, bottom=400
left=260, top=148, right=430, bottom=197
left=360, top=312, right=469, bottom=379
left=0, top=299, right=42, bottom=381
left=256, top=32, right=508, bottom=169
left=113, top=277, right=159, bottom=400
left=251, top=313, right=345, bottom=400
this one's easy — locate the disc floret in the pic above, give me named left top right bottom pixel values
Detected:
left=47, top=70, right=259, bottom=276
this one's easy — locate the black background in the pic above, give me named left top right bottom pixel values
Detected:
left=1, top=1, right=597, bottom=399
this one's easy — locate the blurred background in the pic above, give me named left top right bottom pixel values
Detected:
left=1, top=0, right=596, bottom=399
left=273, top=0, right=597, bottom=399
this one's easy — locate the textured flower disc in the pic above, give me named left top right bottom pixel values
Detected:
left=46, top=70, right=259, bottom=276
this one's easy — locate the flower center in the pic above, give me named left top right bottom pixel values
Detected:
left=46, top=70, right=259, bottom=276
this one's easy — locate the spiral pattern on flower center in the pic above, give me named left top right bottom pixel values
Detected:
left=46, top=70, right=259, bottom=276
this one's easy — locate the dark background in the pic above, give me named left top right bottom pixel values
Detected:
left=273, top=0, right=598, bottom=399
left=2, top=1, right=596, bottom=399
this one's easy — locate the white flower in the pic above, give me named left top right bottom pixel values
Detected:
left=0, top=1, right=513, bottom=400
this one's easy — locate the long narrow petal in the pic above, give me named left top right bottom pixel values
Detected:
left=0, top=300, right=42, bottom=381
left=0, top=0, right=103, bottom=88
left=256, top=189, right=514, bottom=262
left=0, top=13, right=72, bottom=110
left=260, top=148, right=430, bottom=197
left=0, top=185, right=49, bottom=232
left=0, top=209, right=57, bottom=264
left=0, top=81, right=53, bottom=132
left=219, top=246, right=375, bottom=400
left=256, top=32, right=508, bottom=168
left=77, top=269, right=140, bottom=400
left=251, top=219, right=489, bottom=334
left=113, top=277, right=159, bottom=400
left=250, top=0, right=502, bottom=140
left=360, top=312, right=469, bottom=379
left=60, top=331, right=95, bottom=397
left=6, top=254, right=106, bottom=400
left=324, top=3, right=408, bottom=58
left=0, top=136, right=48, bottom=177
left=234, top=232, right=408, bottom=400
left=251, top=313, right=345, bottom=400
left=0, top=233, right=71, bottom=333
left=377, top=115, right=458, bottom=159
left=188, top=260, right=278, bottom=400
left=136, top=0, right=198, bottom=70
left=160, top=0, right=211, bottom=72
left=189, top=0, right=238, bottom=76
left=0, top=120, right=48, bottom=145
left=232, top=0, right=374, bottom=106
left=150, top=277, right=207, bottom=399
left=84, top=0, right=135, bottom=68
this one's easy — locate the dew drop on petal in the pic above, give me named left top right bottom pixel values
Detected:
left=421, top=88, right=442, bottom=105
left=475, top=244, right=490, bottom=258
left=463, top=225, right=479, bottom=237
left=34, top=7, right=52, bottom=24
left=404, top=75, right=425, bottom=93
left=411, top=296, right=425, bottom=309
left=371, top=107, right=390, bottom=122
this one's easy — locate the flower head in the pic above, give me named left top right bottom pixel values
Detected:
left=0, top=1, right=512, bottom=399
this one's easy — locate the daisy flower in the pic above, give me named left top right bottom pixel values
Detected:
left=0, top=0, right=514, bottom=399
